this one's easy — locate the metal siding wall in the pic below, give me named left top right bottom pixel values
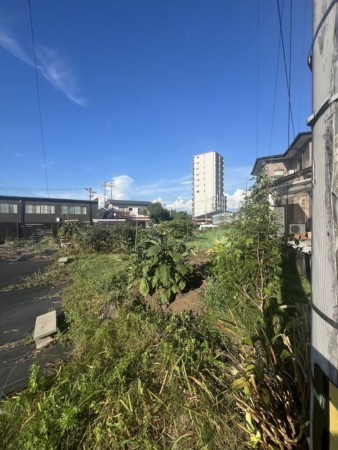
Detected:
left=311, top=0, right=338, bottom=447
left=312, top=0, right=338, bottom=381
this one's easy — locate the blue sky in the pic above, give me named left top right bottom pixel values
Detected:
left=0, top=0, right=312, bottom=210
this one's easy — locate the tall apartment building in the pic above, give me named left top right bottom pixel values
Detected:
left=192, top=151, right=226, bottom=218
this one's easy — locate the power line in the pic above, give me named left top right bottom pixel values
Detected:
left=297, top=0, right=308, bottom=131
left=269, top=19, right=282, bottom=155
left=256, top=0, right=260, bottom=157
left=27, top=0, right=49, bottom=198
left=276, top=0, right=295, bottom=144
left=288, top=0, right=293, bottom=145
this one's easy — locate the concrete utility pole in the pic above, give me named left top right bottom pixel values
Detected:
left=85, top=187, right=96, bottom=224
left=104, top=180, right=115, bottom=201
left=309, top=1, right=338, bottom=448
left=85, top=187, right=96, bottom=201
left=102, top=181, right=107, bottom=204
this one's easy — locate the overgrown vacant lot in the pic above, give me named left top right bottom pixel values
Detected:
left=0, top=251, right=245, bottom=449
left=0, top=173, right=311, bottom=449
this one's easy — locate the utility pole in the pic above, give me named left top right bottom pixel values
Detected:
left=85, top=187, right=96, bottom=224
left=105, top=180, right=115, bottom=201
left=102, top=181, right=107, bottom=205
left=85, top=187, right=96, bottom=201
left=309, top=1, right=338, bottom=448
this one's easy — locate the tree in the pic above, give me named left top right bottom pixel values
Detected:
left=148, top=202, right=171, bottom=223
left=212, top=167, right=281, bottom=314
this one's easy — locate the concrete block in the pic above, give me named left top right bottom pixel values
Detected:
left=34, top=310, right=57, bottom=340
left=35, top=336, right=54, bottom=350
left=58, top=257, right=68, bottom=266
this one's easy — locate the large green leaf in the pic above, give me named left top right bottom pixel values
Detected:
left=178, top=280, right=186, bottom=290
left=177, top=264, right=188, bottom=276
left=142, top=265, right=150, bottom=277
left=151, top=274, right=159, bottom=288
left=158, top=264, right=170, bottom=286
left=160, top=289, right=170, bottom=303
left=146, top=245, right=159, bottom=257
left=172, top=252, right=182, bottom=263
left=139, top=278, right=149, bottom=296
left=171, top=284, right=179, bottom=294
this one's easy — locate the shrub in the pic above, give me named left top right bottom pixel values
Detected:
left=207, top=168, right=310, bottom=448
left=58, top=223, right=136, bottom=253
left=211, top=169, right=281, bottom=316
left=158, top=216, right=195, bottom=239
left=129, top=233, right=193, bottom=303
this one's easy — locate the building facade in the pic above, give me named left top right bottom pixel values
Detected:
left=98, top=199, right=151, bottom=226
left=251, top=131, right=312, bottom=234
left=0, top=195, right=98, bottom=241
left=192, top=151, right=226, bottom=219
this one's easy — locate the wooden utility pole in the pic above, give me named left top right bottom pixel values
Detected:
left=309, top=1, right=338, bottom=448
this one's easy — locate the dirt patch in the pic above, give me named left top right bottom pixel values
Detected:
left=188, top=251, right=211, bottom=267
left=139, top=251, right=211, bottom=316
left=166, top=282, right=206, bottom=315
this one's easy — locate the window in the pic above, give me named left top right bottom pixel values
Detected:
left=274, top=169, right=284, bottom=178
left=41, top=205, right=55, bottom=214
left=61, top=205, right=87, bottom=215
left=138, top=208, right=147, bottom=215
left=0, top=203, right=17, bottom=214
left=129, top=207, right=133, bottom=211
left=26, top=204, right=55, bottom=214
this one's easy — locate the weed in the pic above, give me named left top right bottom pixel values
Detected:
left=0, top=250, right=246, bottom=449
left=129, top=233, right=193, bottom=303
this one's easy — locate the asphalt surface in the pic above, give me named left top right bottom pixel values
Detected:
left=0, top=258, right=50, bottom=289
left=0, top=256, right=69, bottom=398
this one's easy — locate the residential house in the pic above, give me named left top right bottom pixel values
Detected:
left=97, top=199, right=151, bottom=226
left=251, top=131, right=312, bottom=235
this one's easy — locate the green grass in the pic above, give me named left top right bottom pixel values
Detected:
left=0, top=234, right=311, bottom=449
left=189, top=228, right=226, bottom=252
left=0, top=252, right=246, bottom=449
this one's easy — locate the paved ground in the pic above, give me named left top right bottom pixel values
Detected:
left=0, top=285, right=62, bottom=346
left=0, top=259, right=50, bottom=289
left=0, top=256, right=70, bottom=398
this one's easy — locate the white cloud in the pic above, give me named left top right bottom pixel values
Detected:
left=136, top=175, right=191, bottom=196
left=0, top=28, right=31, bottom=64
left=36, top=44, right=86, bottom=106
left=225, top=188, right=245, bottom=211
left=106, top=175, right=135, bottom=200
left=0, top=27, right=86, bottom=106
left=152, top=196, right=192, bottom=213
left=166, top=197, right=192, bottom=212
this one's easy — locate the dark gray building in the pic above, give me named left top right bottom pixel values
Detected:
left=0, top=195, right=98, bottom=241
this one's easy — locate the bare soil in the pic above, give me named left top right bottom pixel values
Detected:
left=143, top=251, right=211, bottom=316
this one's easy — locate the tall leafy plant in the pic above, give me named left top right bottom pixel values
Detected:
left=210, top=168, right=310, bottom=448
left=212, top=168, right=281, bottom=315
left=129, top=233, right=192, bottom=303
